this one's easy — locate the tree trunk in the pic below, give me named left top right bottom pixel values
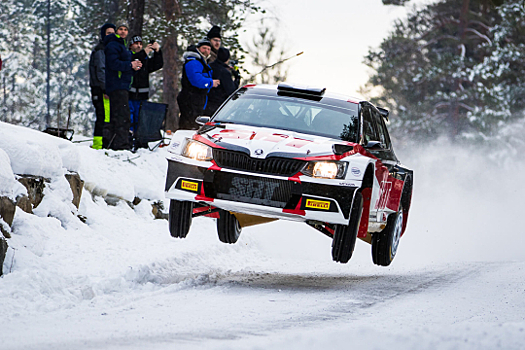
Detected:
left=162, top=0, right=181, bottom=131
left=451, top=0, right=470, bottom=138
left=107, top=0, right=120, bottom=25
left=128, top=0, right=145, bottom=37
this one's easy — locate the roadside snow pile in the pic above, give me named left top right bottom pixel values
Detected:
left=0, top=121, right=172, bottom=282
left=0, top=148, right=26, bottom=199
left=0, top=121, right=80, bottom=178
left=0, top=122, right=272, bottom=315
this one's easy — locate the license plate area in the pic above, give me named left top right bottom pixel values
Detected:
left=212, top=172, right=294, bottom=208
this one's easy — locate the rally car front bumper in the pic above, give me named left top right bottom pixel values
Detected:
left=165, top=159, right=360, bottom=225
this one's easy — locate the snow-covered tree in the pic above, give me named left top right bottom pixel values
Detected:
left=1, top=0, right=93, bottom=134
left=1, top=0, right=263, bottom=135
left=364, top=0, right=524, bottom=142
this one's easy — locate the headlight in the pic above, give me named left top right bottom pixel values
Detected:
left=181, top=139, right=213, bottom=161
left=302, top=161, right=347, bottom=179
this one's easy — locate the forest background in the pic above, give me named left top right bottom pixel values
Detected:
left=0, top=0, right=524, bottom=146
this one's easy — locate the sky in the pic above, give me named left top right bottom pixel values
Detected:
left=241, top=0, right=437, bottom=97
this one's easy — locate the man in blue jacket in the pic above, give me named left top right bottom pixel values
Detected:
left=104, top=24, right=142, bottom=150
left=177, top=38, right=220, bottom=130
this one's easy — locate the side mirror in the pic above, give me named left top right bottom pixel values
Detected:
left=364, top=141, right=382, bottom=149
left=195, top=116, right=211, bottom=126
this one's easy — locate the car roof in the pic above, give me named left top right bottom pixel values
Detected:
left=241, top=84, right=364, bottom=106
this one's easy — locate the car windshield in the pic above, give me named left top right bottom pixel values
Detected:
left=212, top=93, right=359, bottom=143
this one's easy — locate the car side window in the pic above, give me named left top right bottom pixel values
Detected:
left=373, top=110, right=391, bottom=149
left=362, top=107, right=379, bottom=144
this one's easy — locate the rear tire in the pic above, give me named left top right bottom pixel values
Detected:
left=217, top=210, right=242, bottom=244
left=372, top=206, right=403, bottom=266
left=168, top=200, right=193, bottom=238
left=332, top=191, right=363, bottom=264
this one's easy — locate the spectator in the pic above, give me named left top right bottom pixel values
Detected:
left=104, top=23, right=142, bottom=150
left=204, top=47, right=239, bottom=116
left=177, top=38, right=220, bottom=130
left=89, top=23, right=116, bottom=150
left=206, top=25, right=221, bottom=63
left=128, top=35, right=163, bottom=150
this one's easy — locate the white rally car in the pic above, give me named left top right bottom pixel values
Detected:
left=165, top=84, right=413, bottom=266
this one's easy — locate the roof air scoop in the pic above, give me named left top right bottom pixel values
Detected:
left=277, top=83, right=326, bottom=96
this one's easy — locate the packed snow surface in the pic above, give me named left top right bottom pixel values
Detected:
left=1, top=122, right=524, bottom=350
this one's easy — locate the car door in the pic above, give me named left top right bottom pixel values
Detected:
left=361, top=105, right=385, bottom=221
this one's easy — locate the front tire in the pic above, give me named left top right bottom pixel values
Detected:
left=168, top=200, right=193, bottom=238
left=332, top=191, right=363, bottom=264
left=217, top=210, right=242, bottom=244
left=372, top=206, right=403, bottom=266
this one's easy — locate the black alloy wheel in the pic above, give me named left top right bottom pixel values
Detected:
left=332, top=191, right=363, bottom=264
left=371, top=205, right=403, bottom=266
left=168, top=200, right=193, bottom=238
left=217, top=210, right=242, bottom=244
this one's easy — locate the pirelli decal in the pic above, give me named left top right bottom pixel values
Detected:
left=305, top=199, right=331, bottom=210
left=181, top=180, right=199, bottom=192
left=176, top=179, right=201, bottom=193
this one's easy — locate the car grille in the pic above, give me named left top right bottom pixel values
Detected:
left=213, top=149, right=306, bottom=177
left=213, top=172, right=294, bottom=208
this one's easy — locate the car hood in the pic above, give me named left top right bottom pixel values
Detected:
left=203, top=124, right=350, bottom=159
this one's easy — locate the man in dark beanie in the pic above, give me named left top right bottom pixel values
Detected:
left=89, top=23, right=116, bottom=149
left=206, top=25, right=222, bottom=63
left=128, top=35, right=163, bottom=150
left=204, top=47, right=239, bottom=116
left=177, top=38, right=220, bottom=130
left=104, top=23, right=142, bottom=150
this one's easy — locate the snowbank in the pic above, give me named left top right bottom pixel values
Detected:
left=1, top=123, right=525, bottom=350
left=0, top=121, right=80, bottom=178
left=0, top=148, right=26, bottom=199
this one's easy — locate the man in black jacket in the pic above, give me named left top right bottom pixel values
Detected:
left=89, top=23, right=115, bottom=149
left=206, top=25, right=221, bottom=64
left=204, top=47, right=239, bottom=116
left=128, top=35, right=163, bottom=149
left=104, top=24, right=142, bottom=150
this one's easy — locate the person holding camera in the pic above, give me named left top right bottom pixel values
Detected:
left=128, top=35, right=164, bottom=150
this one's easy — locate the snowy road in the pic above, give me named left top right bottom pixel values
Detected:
left=3, top=216, right=525, bottom=350
left=2, top=124, right=525, bottom=349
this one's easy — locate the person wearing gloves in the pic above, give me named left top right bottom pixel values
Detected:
left=204, top=47, right=239, bottom=116
left=89, top=23, right=116, bottom=149
left=104, top=23, right=142, bottom=150
left=176, top=38, right=220, bottom=130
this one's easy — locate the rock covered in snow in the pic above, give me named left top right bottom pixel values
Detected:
left=0, top=121, right=80, bottom=178
left=0, top=148, right=27, bottom=200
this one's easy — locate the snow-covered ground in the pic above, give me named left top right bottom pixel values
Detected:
left=1, top=121, right=524, bottom=350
